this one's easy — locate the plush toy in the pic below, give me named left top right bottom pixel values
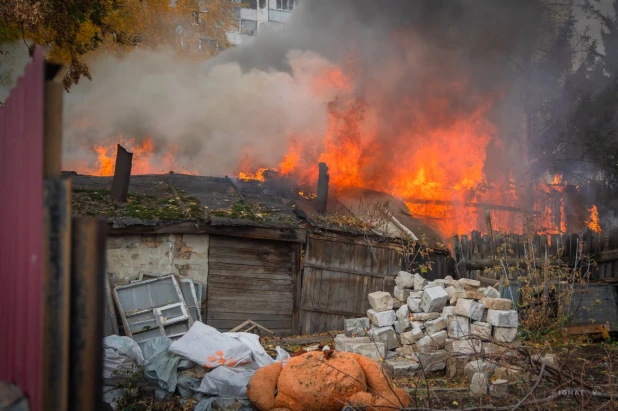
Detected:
left=247, top=350, right=411, bottom=411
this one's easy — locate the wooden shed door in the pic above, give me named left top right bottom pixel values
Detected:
left=298, top=235, right=400, bottom=334
left=205, top=235, right=299, bottom=336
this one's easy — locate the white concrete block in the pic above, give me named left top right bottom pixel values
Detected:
left=442, top=306, right=455, bottom=317
left=368, top=291, right=393, bottom=312
left=344, top=317, right=370, bottom=337
left=493, top=326, right=518, bottom=342
left=447, top=315, right=470, bottom=338
left=483, top=286, right=501, bottom=299
left=417, top=350, right=447, bottom=372
left=367, top=309, right=396, bottom=327
left=486, top=310, right=518, bottom=327
left=417, top=330, right=447, bottom=352
left=412, top=312, right=440, bottom=321
left=396, top=305, right=409, bottom=320
left=413, top=273, right=427, bottom=291
left=454, top=298, right=485, bottom=321
left=425, top=316, right=447, bottom=333
left=394, top=318, right=411, bottom=334
left=471, top=321, right=492, bottom=340
left=368, top=326, right=399, bottom=351
left=421, top=286, right=449, bottom=313
left=395, top=271, right=415, bottom=289
left=459, top=278, right=481, bottom=290
left=481, top=298, right=512, bottom=310
left=447, top=338, right=482, bottom=355
left=407, top=297, right=423, bottom=313
left=350, top=342, right=386, bottom=361
left=394, top=286, right=411, bottom=302
left=445, top=285, right=457, bottom=298
left=464, top=359, right=491, bottom=381
left=400, top=326, right=423, bottom=344
left=471, top=372, right=488, bottom=394
left=335, top=334, right=371, bottom=351
left=384, top=359, right=421, bottom=377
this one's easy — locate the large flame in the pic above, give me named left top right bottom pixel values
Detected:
left=67, top=136, right=198, bottom=176
left=237, top=60, right=600, bottom=237
left=586, top=205, right=601, bottom=233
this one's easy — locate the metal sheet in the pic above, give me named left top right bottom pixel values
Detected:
left=0, top=47, right=45, bottom=411
left=112, top=275, right=193, bottom=350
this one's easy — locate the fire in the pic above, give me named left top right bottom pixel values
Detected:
left=586, top=205, right=601, bottom=233
left=67, top=136, right=198, bottom=176
left=239, top=168, right=269, bottom=182
left=237, top=56, right=583, bottom=238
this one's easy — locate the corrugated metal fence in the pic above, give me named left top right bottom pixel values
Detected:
left=0, top=47, right=45, bottom=411
left=0, top=46, right=107, bottom=411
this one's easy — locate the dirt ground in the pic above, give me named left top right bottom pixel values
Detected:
left=117, top=334, right=618, bottom=411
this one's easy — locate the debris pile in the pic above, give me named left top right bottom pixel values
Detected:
left=336, top=272, right=522, bottom=394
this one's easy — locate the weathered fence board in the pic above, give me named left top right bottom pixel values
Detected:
left=205, top=235, right=299, bottom=336
left=298, top=235, right=400, bottom=334
left=453, top=229, right=618, bottom=281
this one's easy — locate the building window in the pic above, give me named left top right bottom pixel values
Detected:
left=276, top=0, right=295, bottom=11
left=240, top=19, right=257, bottom=35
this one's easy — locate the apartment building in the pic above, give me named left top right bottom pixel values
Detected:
left=227, top=0, right=298, bottom=45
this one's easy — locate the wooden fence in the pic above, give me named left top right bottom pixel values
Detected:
left=452, top=229, right=618, bottom=281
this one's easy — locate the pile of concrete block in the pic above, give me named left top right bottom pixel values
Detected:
left=334, top=271, right=522, bottom=383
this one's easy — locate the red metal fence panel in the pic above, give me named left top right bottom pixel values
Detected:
left=0, top=47, right=45, bottom=411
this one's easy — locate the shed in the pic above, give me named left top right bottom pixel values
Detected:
left=68, top=172, right=451, bottom=336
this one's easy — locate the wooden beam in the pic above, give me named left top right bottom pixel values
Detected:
left=69, top=218, right=107, bottom=411
left=43, top=63, right=63, bottom=178
left=110, top=144, right=132, bottom=203
left=107, top=220, right=307, bottom=243
left=299, top=307, right=362, bottom=318
left=303, top=263, right=390, bottom=279
left=404, top=198, right=541, bottom=215
left=561, top=323, right=610, bottom=341
left=316, top=162, right=329, bottom=214
left=42, top=178, right=72, bottom=411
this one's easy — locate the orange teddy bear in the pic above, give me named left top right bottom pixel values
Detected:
left=247, top=350, right=411, bottom=411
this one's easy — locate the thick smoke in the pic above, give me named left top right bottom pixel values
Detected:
left=64, top=0, right=546, bottom=178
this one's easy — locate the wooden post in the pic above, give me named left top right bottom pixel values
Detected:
left=316, top=162, right=329, bottom=214
left=43, top=63, right=63, bottom=178
left=42, top=178, right=72, bottom=411
left=69, top=218, right=107, bottom=411
left=110, top=144, right=132, bottom=203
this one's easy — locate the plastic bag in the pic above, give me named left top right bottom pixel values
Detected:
left=169, top=322, right=253, bottom=368
left=103, top=335, right=144, bottom=385
left=198, top=365, right=258, bottom=398
left=225, top=332, right=275, bottom=368
left=143, top=337, right=195, bottom=393
left=275, top=346, right=290, bottom=362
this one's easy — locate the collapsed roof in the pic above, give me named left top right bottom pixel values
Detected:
left=68, top=172, right=446, bottom=250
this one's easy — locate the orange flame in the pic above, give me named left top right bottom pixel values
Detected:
left=67, top=136, right=198, bottom=176
left=239, top=168, right=269, bottom=182
left=587, top=205, right=601, bottom=233
left=238, top=58, right=578, bottom=238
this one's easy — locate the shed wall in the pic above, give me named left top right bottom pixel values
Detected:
left=205, top=235, right=299, bottom=336
left=106, top=234, right=209, bottom=299
left=298, top=235, right=400, bottom=334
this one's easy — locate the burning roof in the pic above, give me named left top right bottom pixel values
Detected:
left=68, top=172, right=446, bottom=249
